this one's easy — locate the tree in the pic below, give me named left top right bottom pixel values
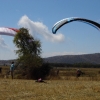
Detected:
left=13, top=28, right=43, bottom=79
left=13, top=28, right=42, bottom=64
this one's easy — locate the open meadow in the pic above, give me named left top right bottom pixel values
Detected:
left=0, top=79, right=100, bottom=100
left=0, top=66, right=100, bottom=100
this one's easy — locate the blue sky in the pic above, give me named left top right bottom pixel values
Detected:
left=0, top=0, right=100, bottom=60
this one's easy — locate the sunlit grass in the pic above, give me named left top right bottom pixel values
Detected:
left=0, top=79, right=100, bottom=100
left=0, top=66, right=100, bottom=99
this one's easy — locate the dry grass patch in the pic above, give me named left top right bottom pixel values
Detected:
left=0, top=79, right=100, bottom=100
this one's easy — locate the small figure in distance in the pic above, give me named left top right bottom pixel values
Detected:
left=35, top=78, right=47, bottom=83
left=10, top=62, right=15, bottom=79
left=57, top=69, right=59, bottom=75
left=0, top=67, right=2, bottom=73
left=76, top=69, right=82, bottom=78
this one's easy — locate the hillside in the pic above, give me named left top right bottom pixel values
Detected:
left=44, top=53, right=100, bottom=64
left=0, top=53, right=100, bottom=65
left=0, top=59, right=16, bottom=66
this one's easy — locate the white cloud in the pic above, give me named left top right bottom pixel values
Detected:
left=0, top=37, right=17, bottom=60
left=0, top=36, right=15, bottom=52
left=0, top=36, right=8, bottom=48
left=18, top=15, right=65, bottom=43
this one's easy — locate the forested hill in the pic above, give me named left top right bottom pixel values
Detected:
left=1, top=53, right=100, bottom=65
left=44, top=53, right=100, bottom=64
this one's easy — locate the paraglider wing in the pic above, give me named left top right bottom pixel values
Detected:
left=0, top=27, right=34, bottom=43
left=0, top=27, right=19, bottom=36
left=52, top=17, right=100, bottom=34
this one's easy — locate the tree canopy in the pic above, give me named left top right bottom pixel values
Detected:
left=13, top=28, right=51, bottom=79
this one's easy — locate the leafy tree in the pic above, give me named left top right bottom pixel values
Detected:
left=13, top=28, right=43, bottom=79
left=13, top=28, right=42, bottom=65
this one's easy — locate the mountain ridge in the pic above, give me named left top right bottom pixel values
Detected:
left=0, top=53, right=100, bottom=65
left=44, top=53, right=100, bottom=64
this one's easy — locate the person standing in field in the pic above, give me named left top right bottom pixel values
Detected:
left=0, top=67, right=2, bottom=73
left=10, top=62, right=15, bottom=79
left=57, top=69, right=59, bottom=75
left=76, top=69, right=82, bottom=78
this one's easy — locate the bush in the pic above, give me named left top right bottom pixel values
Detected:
left=15, top=63, right=52, bottom=80
left=28, top=63, right=52, bottom=80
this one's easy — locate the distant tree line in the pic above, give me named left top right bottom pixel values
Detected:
left=48, top=63, right=100, bottom=68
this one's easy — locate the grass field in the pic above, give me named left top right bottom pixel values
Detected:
left=0, top=79, right=100, bottom=100
left=0, top=66, right=100, bottom=100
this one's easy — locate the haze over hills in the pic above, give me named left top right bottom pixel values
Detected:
left=44, top=53, right=100, bottom=64
left=0, top=53, right=100, bottom=65
left=0, top=59, right=16, bottom=66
